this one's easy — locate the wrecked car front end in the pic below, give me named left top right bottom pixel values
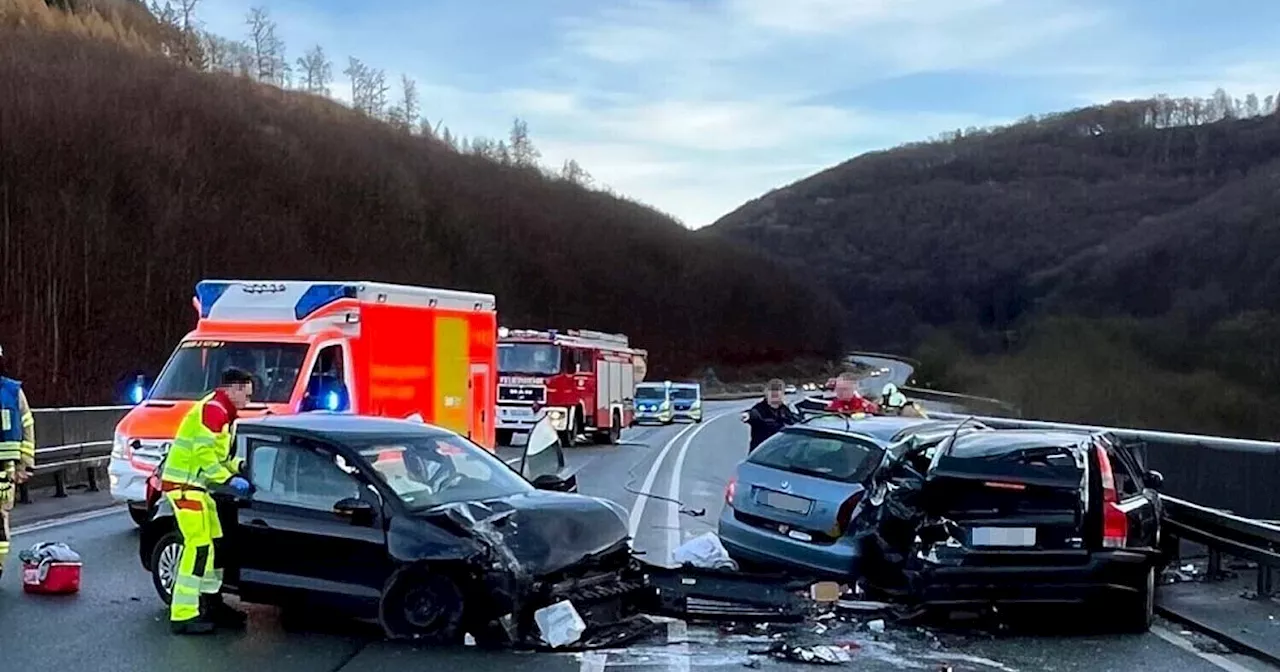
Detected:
left=391, top=492, right=656, bottom=648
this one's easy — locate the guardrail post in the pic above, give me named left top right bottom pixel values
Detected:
left=1208, top=548, right=1223, bottom=579
left=86, top=465, right=100, bottom=492
left=17, top=482, right=30, bottom=505
left=53, top=470, right=67, bottom=498
left=1261, top=566, right=1275, bottom=598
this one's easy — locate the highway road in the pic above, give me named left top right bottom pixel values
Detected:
left=3, top=392, right=1274, bottom=671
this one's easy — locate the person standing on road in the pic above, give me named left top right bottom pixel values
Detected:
left=879, top=383, right=928, bottom=418
left=742, top=379, right=800, bottom=452
left=826, top=371, right=881, bottom=416
left=0, top=345, right=35, bottom=579
left=161, top=368, right=254, bottom=635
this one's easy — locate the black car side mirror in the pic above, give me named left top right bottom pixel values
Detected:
left=1144, top=470, right=1164, bottom=490
left=333, top=497, right=376, bottom=524
left=532, top=472, right=578, bottom=493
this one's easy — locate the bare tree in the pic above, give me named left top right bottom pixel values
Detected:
left=388, top=74, right=419, bottom=131
left=246, top=7, right=288, bottom=85
left=296, top=45, right=332, bottom=95
left=509, top=117, right=540, bottom=167
left=344, top=58, right=387, bottom=117
left=560, top=158, right=592, bottom=186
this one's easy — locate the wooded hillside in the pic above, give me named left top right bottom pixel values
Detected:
left=709, top=94, right=1280, bottom=437
left=0, top=22, right=845, bottom=405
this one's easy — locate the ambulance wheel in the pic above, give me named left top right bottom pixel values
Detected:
left=151, top=531, right=183, bottom=606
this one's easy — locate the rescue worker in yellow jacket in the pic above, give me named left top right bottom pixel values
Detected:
left=160, top=368, right=254, bottom=634
left=0, top=344, right=35, bottom=579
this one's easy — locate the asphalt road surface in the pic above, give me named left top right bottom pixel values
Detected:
left=3, top=393, right=1275, bottom=671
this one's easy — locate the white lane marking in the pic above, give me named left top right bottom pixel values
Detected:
left=12, top=505, right=128, bottom=536
left=627, top=423, right=699, bottom=543
left=1151, top=625, right=1272, bottom=672
left=577, top=651, right=608, bottom=672
left=665, top=619, right=691, bottom=672
left=664, top=412, right=733, bottom=562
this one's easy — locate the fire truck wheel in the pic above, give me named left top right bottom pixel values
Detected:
left=559, top=410, right=580, bottom=448
left=594, top=411, right=622, bottom=445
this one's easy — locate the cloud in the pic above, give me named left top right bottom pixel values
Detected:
left=192, top=0, right=1280, bottom=228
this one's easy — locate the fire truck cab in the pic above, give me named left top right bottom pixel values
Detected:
left=495, top=328, right=647, bottom=447
left=110, top=279, right=498, bottom=525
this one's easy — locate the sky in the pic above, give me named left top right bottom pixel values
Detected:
left=197, top=0, right=1280, bottom=228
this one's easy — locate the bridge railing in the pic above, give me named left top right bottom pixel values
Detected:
left=19, top=405, right=131, bottom=503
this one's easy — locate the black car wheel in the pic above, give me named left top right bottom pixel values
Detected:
left=380, top=567, right=465, bottom=643
left=151, top=531, right=183, bottom=606
left=1111, top=565, right=1155, bottom=633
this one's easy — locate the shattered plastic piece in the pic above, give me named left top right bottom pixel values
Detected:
left=534, top=600, right=586, bottom=648
left=836, top=599, right=892, bottom=613
left=867, top=619, right=886, bottom=633
left=810, top=581, right=842, bottom=602
left=751, top=642, right=852, bottom=665
left=672, top=532, right=739, bottom=570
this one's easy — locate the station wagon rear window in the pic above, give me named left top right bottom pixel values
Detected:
left=748, top=429, right=882, bottom=483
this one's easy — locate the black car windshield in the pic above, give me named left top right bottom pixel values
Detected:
left=498, top=343, right=561, bottom=376
left=150, top=340, right=307, bottom=403
left=635, top=386, right=666, bottom=400
left=355, top=433, right=532, bottom=510
left=671, top=387, right=699, bottom=400
left=748, top=429, right=882, bottom=483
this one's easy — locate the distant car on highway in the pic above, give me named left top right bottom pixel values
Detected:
left=140, top=413, right=648, bottom=644
left=784, top=384, right=797, bottom=394
left=719, top=416, right=1165, bottom=632
left=670, top=382, right=703, bottom=423
left=632, top=381, right=674, bottom=425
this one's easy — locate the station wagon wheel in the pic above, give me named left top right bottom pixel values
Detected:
left=379, top=567, right=465, bottom=644
left=151, top=531, right=183, bottom=606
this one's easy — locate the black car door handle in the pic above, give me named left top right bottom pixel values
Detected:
left=247, top=518, right=270, bottom=528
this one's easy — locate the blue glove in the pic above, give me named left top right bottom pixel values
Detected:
left=227, top=476, right=251, bottom=496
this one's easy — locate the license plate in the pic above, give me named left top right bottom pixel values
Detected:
left=970, top=527, right=1037, bottom=547
left=503, top=407, right=533, bottom=418
left=759, top=490, right=812, bottom=514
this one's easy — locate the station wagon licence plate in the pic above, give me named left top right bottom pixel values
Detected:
left=970, top=527, right=1037, bottom=547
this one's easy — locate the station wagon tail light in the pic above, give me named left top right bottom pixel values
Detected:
left=831, top=490, right=865, bottom=537
left=724, top=476, right=737, bottom=506
left=1096, top=446, right=1129, bottom=548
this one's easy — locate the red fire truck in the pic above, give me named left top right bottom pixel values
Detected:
left=495, top=328, right=647, bottom=446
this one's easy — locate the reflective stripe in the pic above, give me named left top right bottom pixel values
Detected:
left=0, top=442, right=19, bottom=461
left=21, top=410, right=33, bottom=429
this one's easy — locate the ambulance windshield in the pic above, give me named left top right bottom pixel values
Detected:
left=150, top=340, right=308, bottom=404
left=498, top=343, right=561, bottom=376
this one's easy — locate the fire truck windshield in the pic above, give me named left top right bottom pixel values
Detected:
left=497, top=343, right=561, bottom=376
left=150, top=341, right=309, bottom=404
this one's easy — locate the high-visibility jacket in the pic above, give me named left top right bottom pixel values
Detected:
left=0, top=377, right=35, bottom=468
left=160, top=390, right=243, bottom=491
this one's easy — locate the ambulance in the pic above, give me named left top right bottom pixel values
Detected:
left=109, top=279, right=498, bottom=525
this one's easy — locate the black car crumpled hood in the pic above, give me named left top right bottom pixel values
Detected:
left=419, top=490, right=631, bottom=578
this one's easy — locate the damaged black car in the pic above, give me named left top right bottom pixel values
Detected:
left=722, top=415, right=1166, bottom=633
left=140, top=413, right=653, bottom=648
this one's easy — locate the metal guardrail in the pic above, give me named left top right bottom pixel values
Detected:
left=18, top=405, right=130, bottom=503
left=1161, top=495, right=1280, bottom=597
